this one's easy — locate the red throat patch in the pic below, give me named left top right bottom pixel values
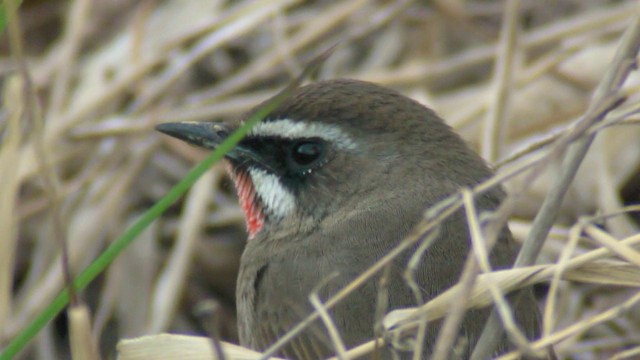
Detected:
left=226, top=163, right=264, bottom=239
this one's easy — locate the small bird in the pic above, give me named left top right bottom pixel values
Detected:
left=157, top=79, right=541, bottom=359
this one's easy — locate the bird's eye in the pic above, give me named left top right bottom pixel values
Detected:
left=289, top=140, right=326, bottom=169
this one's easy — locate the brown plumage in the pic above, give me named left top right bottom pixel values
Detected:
left=157, top=79, right=543, bottom=359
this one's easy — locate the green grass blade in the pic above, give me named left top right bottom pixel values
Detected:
left=0, top=0, right=23, bottom=35
left=0, top=91, right=288, bottom=360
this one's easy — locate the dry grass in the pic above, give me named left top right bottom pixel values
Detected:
left=1, top=0, right=640, bottom=359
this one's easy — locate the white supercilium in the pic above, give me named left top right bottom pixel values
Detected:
left=249, top=119, right=357, bottom=150
left=248, top=167, right=296, bottom=218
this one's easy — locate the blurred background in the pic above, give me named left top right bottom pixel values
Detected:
left=1, top=0, right=639, bottom=359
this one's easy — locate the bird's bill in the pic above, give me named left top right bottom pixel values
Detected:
left=155, top=121, right=235, bottom=150
left=157, top=121, right=268, bottom=166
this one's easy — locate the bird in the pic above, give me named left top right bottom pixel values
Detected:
left=156, top=78, right=543, bottom=359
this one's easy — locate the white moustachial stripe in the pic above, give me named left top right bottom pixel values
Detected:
left=248, top=167, right=296, bottom=219
left=249, top=119, right=357, bottom=150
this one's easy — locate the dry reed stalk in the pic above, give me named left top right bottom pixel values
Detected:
left=2, top=1, right=639, bottom=360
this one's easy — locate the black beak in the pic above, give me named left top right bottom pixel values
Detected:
left=156, top=121, right=262, bottom=163
left=156, top=121, right=235, bottom=150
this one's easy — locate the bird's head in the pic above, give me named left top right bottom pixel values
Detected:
left=157, top=79, right=494, bottom=241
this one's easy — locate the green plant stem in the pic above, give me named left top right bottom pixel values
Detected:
left=0, top=0, right=23, bottom=34
left=0, top=40, right=328, bottom=359
left=0, top=98, right=282, bottom=360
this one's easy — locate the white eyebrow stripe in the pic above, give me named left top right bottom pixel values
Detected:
left=249, top=119, right=357, bottom=150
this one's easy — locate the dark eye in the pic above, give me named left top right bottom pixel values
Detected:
left=289, top=140, right=326, bottom=169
